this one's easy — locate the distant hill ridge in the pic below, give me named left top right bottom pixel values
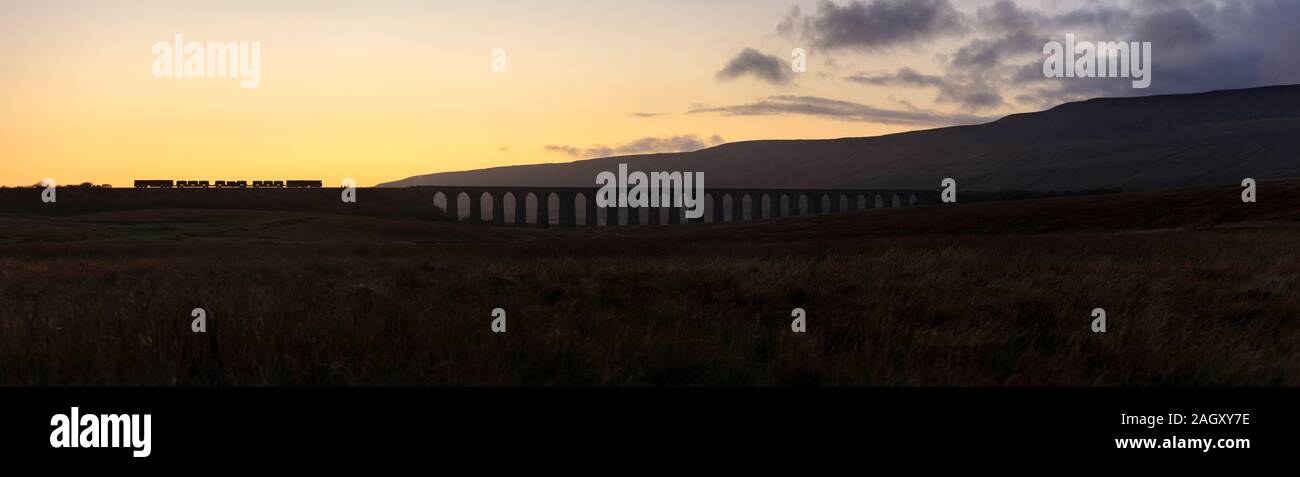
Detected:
left=380, top=84, right=1300, bottom=191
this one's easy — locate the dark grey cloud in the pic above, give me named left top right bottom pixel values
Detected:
left=976, top=0, right=1041, bottom=33
left=1248, top=0, right=1300, bottom=82
left=729, top=0, right=1300, bottom=129
left=1012, top=0, right=1300, bottom=107
left=1052, top=5, right=1133, bottom=31
left=801, top=0, right=966, bottom=51
left=849, top=68, right=1006, bottom=110
left=846, top=67, right=947, bottom=87
left=812, top=0, right=1300, bottom=112
left=777, top=5, right=802, bottom=39
left=844, top=21, right=1029, bottom=112
left=545, top=134, right=726, bottom=158
left=949, top=38, right=1002, bottom=71
left=827, top=1, right=1038, bottom=112
left=947, top=90, right=1003, bottom=109
left=716, top=48, right=794, bottom=85
left=1133, top=7, right=1215, bottom=52
left=688, top=95, right=990, bottom=126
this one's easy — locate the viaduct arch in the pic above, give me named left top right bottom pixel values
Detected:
left=424, top=186, right=934, bottom=227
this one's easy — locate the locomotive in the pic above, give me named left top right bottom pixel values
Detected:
left=133, top=180, right=324, bottom=188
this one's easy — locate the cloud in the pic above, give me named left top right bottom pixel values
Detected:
left=716, top=48, right=794, bottom=85
left=543, top=145, right=583, bottom=157
left=1051, top=5, right=1132, bottom=32
left=1009, top=0, right=1300, bottom=107
left=801, top=0, right=966, bottom=51
left=1134, top=7, right=1215, bottom=53
left=793, top=0, right=1011, bottom=111
left=796, top=0, right=1300, bottom=113
left=975, top=0, right=1041, bottom=33
left=688, top=95, right=991, bottom=126
left=545, top=134, right=726, bottom=158
left=629, top=112, right=665, bottom=118
left=777, top=5, right=802, bottom=39
left=846, top=63, right=1007, bottom=111
left=846, top=67, right=947, bottom=87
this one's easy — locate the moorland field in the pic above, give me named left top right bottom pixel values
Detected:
left=1, top=182, right=1298, bottom=386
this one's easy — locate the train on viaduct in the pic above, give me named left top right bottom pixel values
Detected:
left=134, top=180, right=323, bottom=188
left=127, top=180, right=935, bottom=227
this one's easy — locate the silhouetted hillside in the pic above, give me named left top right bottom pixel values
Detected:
left=381, top=85, right=1300, bottom=191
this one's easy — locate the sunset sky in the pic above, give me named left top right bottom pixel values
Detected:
left=3, top=0, right=1296, bottom=187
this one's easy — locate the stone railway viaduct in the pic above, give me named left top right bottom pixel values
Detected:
left=418, top=186, right=938, bottom=227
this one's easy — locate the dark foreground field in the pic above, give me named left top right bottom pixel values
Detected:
left=2, top=181, right=1299, bottom=386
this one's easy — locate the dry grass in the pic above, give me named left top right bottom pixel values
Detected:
left=4, top=181, right=1300, bottom=386
left=1, top=227, right=1298, bottom=386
